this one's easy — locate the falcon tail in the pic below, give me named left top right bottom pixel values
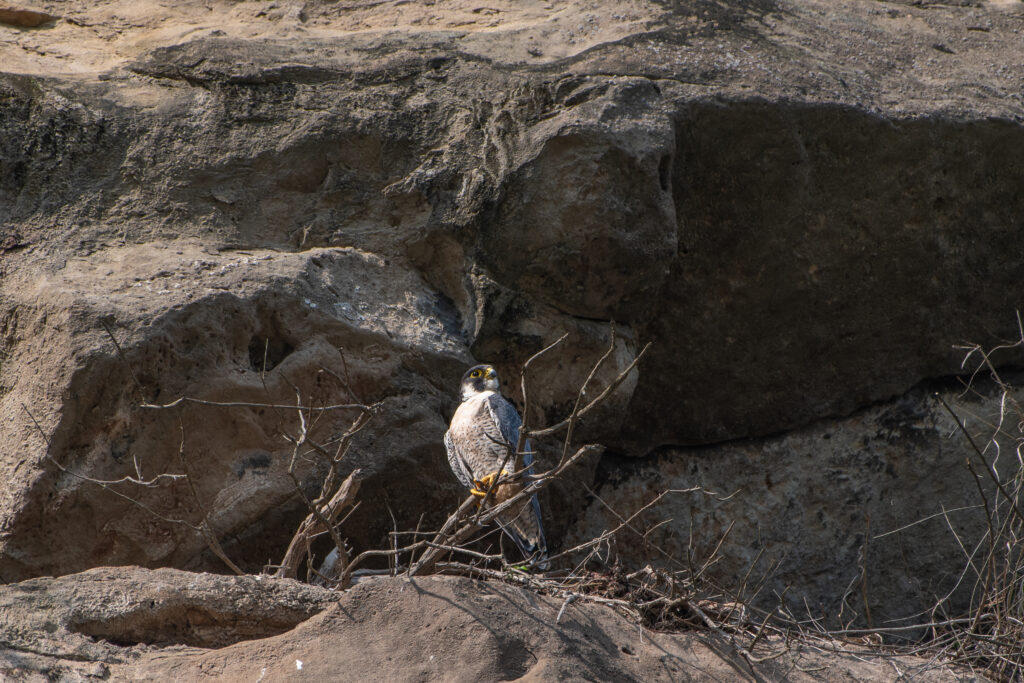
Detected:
left=496, top=494, right=549, bottom=570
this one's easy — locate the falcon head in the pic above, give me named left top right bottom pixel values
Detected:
left=460, top=364, right=499, bottom=401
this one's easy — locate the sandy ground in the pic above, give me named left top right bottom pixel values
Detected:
left=0, top=0, right=665, bottom=77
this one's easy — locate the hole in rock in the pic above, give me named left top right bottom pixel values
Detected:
left=658, top=154, right=672, bottom=192
left=71, top=603, right=311, bottom=649
left=248, top=336, right=294, bottom=372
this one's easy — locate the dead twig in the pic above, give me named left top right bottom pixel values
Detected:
left=408, top=443, right=604, bottom=577
left=527, top=342, right=651, bottom=440
left=275, top=469, right=362, bottom=580
left=141, top=396, right=378, bottom=414
left=935, top=393, right=1024, bottom=524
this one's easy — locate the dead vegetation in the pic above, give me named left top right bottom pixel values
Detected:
left=20, top=316, right=1024, bottom=681
left=928, top=318, right=1024, bottom=681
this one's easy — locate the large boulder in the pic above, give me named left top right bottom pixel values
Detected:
left=0, top=566, right=336, bottom=679
left=571, top=380, right=1021, bottom=625
left=624, top=102, right=1024, bottom=446
left=0, top=243, right=470, bottom=580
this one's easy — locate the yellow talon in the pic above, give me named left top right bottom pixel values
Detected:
left=471, top=470, right=509, bottom=498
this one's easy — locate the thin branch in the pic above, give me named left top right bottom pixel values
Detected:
left=561, top=323, right=618, bottom=466
left=873, top=505, right=984, bottom=539
left=935, top=393, right=1024, bottom=524
left=275, top=469, right=362, bottom=580
left=528, top=342, right=651, bottom=439
left=516, top=332, right=569, bottom=457
left=141, top=396, right=378, bottom=413
left=21, top=403, right=201, bottom=529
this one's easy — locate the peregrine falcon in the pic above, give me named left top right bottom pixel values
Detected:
left=444, top=364, right=549, bottom=569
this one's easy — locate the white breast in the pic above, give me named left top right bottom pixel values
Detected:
left=451, top=391, right=494, bottom=430
left=449, top=391, right=507, bottom=478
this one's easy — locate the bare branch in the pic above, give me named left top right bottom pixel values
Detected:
left=561, top=323, right=618, bottom=466
left=528, top=342, right=651, bottom=440
left=21, top=403, right=203, bottom=530
left=516, top=332, right=569, bottom=457
left=276, top=469, right=362, bottom=581
left=935, top=393, right=1024, bottom=524
left=141, top=396, right=379, bottom=414
left=275, top=383, right=371, bottom=585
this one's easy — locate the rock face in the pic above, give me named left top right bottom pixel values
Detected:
left=631, top=101, right=1024, bottom=446
left=480, top=77, right=678, bottom=323
left=571, top=380, right=1024, bottom=626
left=0, top=566, right=336, bottom=680
left=0, top=242, right=471, bottom=580
left=1, top=0, right=1023, bottom=641
left=0, top=568, right=977, bottom=682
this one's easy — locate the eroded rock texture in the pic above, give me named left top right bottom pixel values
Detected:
left=1, top=0, right=1022, bottom=636
left=0, top=569, right=977, bottom=681
left=572, top=380, right=1024, bottom=626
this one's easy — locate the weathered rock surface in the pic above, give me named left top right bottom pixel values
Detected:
left=0, top=568, right=980, bottom=682
left=1, top=0, right=1023, bottom=653
left=0, top=566, right=336, bottom=680
left=572, top=379, right=1024, bottom=626
left=0, top=242, right=475, bottom=581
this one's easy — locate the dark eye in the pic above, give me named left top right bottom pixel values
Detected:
left=470, top=370, right=481, bottom=378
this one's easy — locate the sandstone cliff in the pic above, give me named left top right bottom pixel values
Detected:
left=1, top=0, right=1022, bottom=679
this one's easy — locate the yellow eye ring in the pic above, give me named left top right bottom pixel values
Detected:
left=470, top=369, right=481, bottom=378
